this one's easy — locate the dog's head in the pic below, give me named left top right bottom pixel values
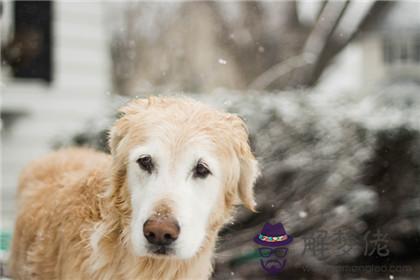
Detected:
left=108, top=97, right=259, bottom=259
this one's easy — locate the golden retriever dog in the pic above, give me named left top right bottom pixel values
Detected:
left=9, top=96, right=259, bottom=279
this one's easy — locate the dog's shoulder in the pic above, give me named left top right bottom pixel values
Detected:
left=10, top=148, right=111, bottom=279
left=19, top=147, right=110, bottom=188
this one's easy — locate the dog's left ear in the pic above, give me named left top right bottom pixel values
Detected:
left=228, top=114, right=260, bottom=212
left=238, top=155, right=260, bottom=212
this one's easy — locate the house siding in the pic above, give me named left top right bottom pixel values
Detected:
left=1, top=2, right=111, bottom=231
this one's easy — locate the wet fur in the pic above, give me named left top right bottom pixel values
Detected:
left=9, top=97, right=259, bottom=279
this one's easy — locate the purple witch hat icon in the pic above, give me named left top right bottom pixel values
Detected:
left=254, top=223, right=293, bottom=247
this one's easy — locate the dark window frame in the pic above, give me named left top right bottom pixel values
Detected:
left=3, top=1, right=54, bottom=83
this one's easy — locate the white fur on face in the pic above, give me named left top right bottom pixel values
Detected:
left=127, top=136, right=222, bottom=259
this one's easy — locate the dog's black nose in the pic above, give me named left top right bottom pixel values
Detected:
left=143, top=218, right=180, bottom=246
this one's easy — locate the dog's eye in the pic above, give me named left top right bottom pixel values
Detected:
left=137, top=155, right=154, bottom=173
left=193, top=161, right=211, bottom=179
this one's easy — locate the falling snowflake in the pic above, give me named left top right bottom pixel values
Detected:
left=218, top=58, right=227, bottom=65
left=223, top=99, right=232, bottom=106
left=299, top=211, right=308, bottom=218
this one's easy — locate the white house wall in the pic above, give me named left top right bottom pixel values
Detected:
left=361, top=34, right=385, bottom=89
left=1, top=2, right=111, bottom=231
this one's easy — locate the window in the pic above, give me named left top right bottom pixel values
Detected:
left=382, top=33, right=420, bottom=65
left=2, top=1, right=53, bottom=83
left=383, top=37, right=394, bottom=64
left=415, top=35, right=420, bottom=63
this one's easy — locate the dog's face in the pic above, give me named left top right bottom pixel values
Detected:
left=109, top=97, right=259, bottom=260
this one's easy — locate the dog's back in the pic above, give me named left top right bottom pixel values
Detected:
left=9, top=148, right=110, bottom=279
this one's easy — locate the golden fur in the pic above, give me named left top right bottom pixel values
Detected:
left=9, top=97, right=259, bottom=279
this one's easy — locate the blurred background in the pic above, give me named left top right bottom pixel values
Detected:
left=1, top=1, right=420, bottom=279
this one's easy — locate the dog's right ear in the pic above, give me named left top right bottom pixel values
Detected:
left=109, top=99, right=151, bottom=154
left=108, top=107, right=134, bottom=155
left=109, top=118, right=128, bottom=155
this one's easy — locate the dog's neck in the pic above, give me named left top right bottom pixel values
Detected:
left=89, top=222, right=218, bottom=280
left=134, top=234, right=217, bottom=279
